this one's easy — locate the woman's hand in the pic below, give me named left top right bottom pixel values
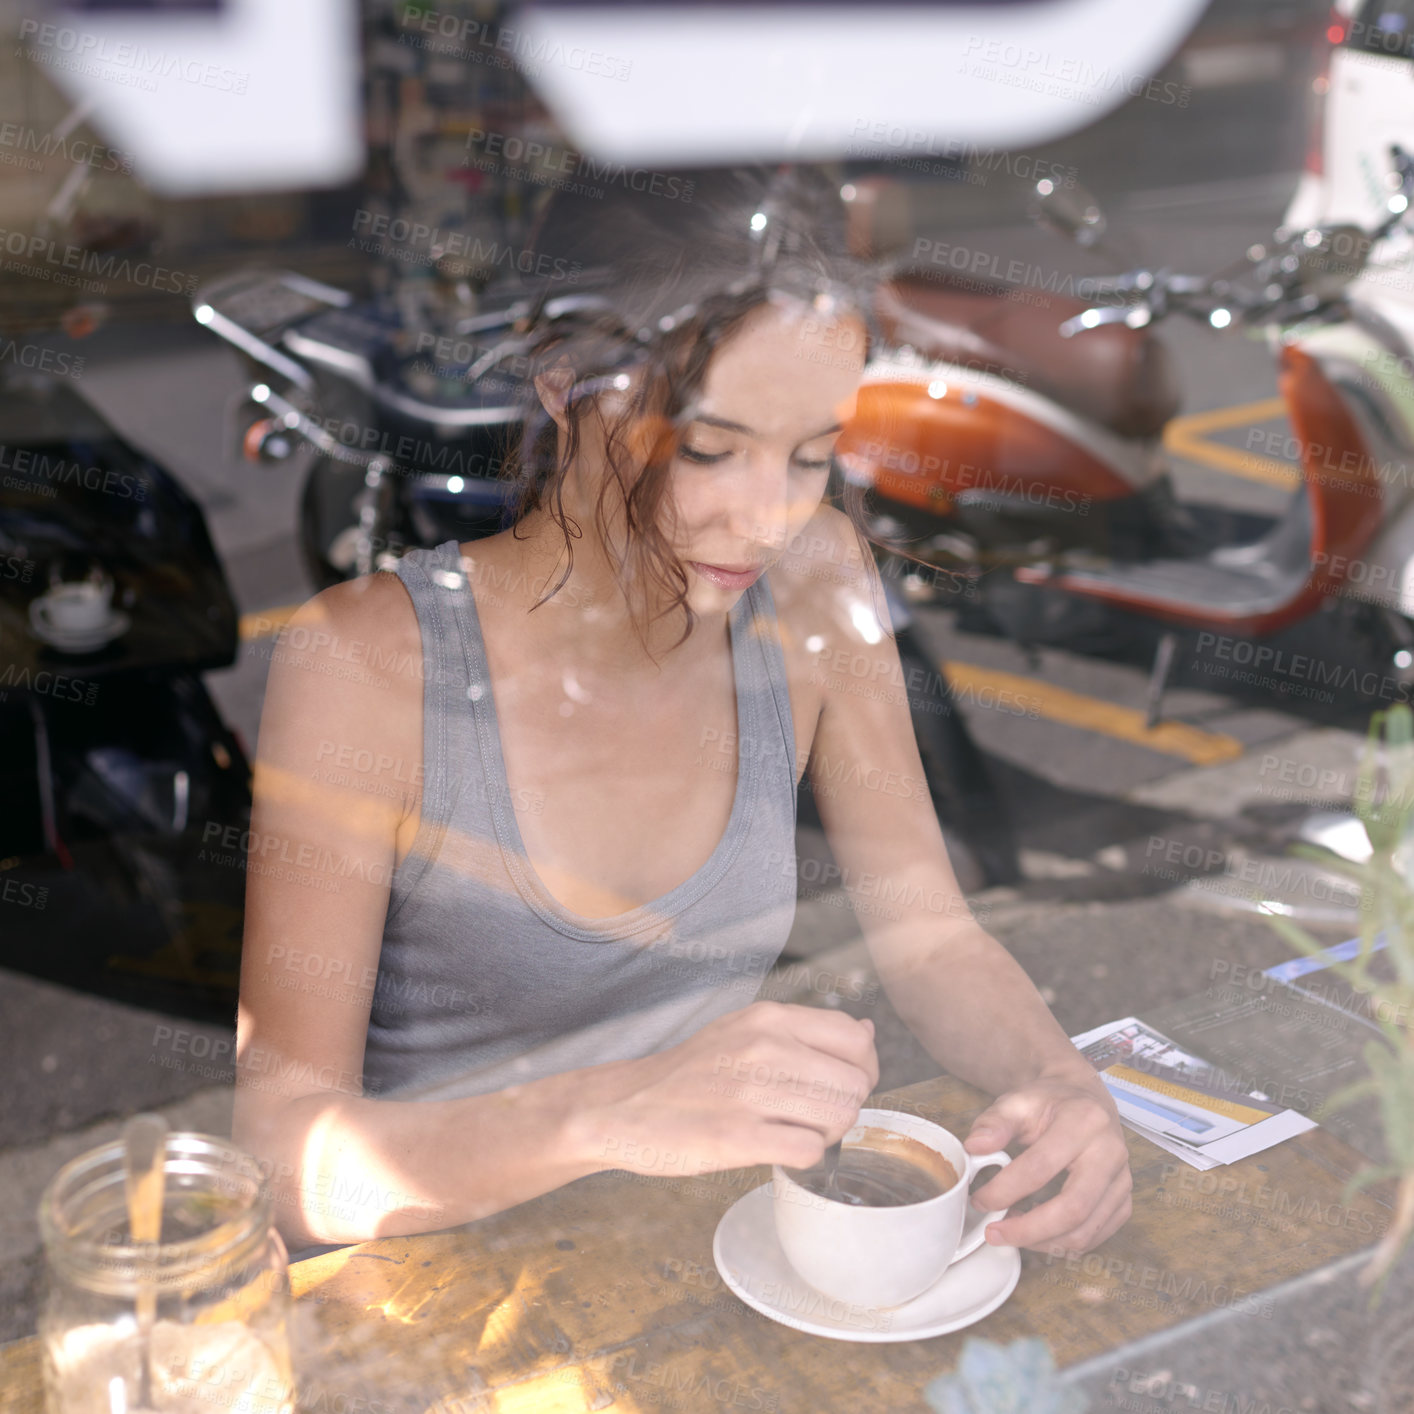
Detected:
left=572, top=1001, right=879, bottom=1179
left=964, top=1070, right=1132, bottom=1256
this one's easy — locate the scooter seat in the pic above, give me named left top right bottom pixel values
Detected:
left=876, top=271, right=1182, bottom=440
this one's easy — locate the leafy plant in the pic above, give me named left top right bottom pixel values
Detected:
left=923, top=1336, right=1088, bottom=1414
left=1262, top=702, right=1414, bottom=1300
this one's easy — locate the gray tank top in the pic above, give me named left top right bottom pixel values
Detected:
left=360, top=539, right=800, bottom=1103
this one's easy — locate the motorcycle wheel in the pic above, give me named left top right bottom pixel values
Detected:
left=299, top=455, right=374, bottom=589
left=894, top=623, right=1023, bottom=889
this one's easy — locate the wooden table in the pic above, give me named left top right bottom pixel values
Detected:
left=0, top=1074, right=1394, bottom=1413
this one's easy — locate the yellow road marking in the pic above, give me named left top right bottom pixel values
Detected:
left=1163, top=395, right=1299, bottom=489
left=238, top=602, right=302, bottom=642
left=1169, top=396, right=1287, bottom=435
left=943, top=659, right=1246, bottom=766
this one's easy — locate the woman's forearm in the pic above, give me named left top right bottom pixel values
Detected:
left=879, top=923, right=1097, bottom=1098
left=237, top=1062, right=615, bottom=1247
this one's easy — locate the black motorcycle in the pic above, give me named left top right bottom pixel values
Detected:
left=0, top=361, right=251, bottom=1021
left=191, top=265, right=538, bottom=588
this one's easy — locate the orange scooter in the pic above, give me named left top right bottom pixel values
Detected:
left=840, top=157, right=1414, bottom=723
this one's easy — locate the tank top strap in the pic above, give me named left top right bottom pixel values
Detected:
left=741, top=571, right=798, bottom=793
left=383, top=541, right=478, bottom=923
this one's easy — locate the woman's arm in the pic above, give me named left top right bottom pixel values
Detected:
left=234, top=572, right=602, bottom=1243
left=781, top=506, right=1132, bottom=1255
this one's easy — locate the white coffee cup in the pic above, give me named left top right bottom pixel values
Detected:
left=44, top=579, right=112, bottom=633
left=771, top=1107, right=1012, bottom=1310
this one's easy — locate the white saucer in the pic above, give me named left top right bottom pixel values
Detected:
left=29, top=598, right=130, bottom=652
left=711, top=1182, right=1021, bottom=1342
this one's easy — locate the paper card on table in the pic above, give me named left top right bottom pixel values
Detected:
left=1070, top=1016, right=1316, bottom=1169
left=1102, top=1070, right=1250, bottom=1145
left=1179, top=1109, right=1317, bottom=1165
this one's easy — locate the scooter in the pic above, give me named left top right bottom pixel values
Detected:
left=839, top=147, right=1414, bottom=724
left=189, top=264, right=571, bottom=588
left=0, top=358, right=251, bottom=1019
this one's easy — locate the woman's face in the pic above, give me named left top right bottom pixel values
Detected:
left=664, top=297, right=868, bottom=615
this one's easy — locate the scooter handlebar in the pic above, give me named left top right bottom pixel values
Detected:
left=1056, top=256, right=1315, bottom=341
left=1057, top=303, right=1151, bottom=339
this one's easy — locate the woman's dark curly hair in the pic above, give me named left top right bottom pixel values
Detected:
left=502, top=163, right=882, bottom=656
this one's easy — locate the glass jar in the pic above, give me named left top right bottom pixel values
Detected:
left=37, top=1130, right=294, bottom=1414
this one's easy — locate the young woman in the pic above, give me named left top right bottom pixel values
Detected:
left=234, top=165, right=1131, bottom=1260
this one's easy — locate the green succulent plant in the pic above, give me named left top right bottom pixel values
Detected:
left=1262, top=702, right=1414, bottom=1300
left=924, top=1336, right=1088, bottom=1414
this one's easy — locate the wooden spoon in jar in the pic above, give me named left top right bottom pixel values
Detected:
left=122, top=1112, right=169, bottom=1411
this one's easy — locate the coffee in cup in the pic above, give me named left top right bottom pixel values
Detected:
left=772, top=1108, right=1011, bottom=1309
left=794, top=1128, right=960, bottom=1207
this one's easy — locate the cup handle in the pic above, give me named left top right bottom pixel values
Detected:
left=953, top=1149, right=1012, bottom=1263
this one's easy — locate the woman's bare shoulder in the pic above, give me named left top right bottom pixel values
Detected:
left=289, top=569, right=422, bottom=651
left=260, top=570, right=426, bottom=760
left=766, top=504, right=887, bottom=645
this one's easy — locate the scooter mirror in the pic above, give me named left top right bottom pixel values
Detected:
left=1032, top=178, right=1108, bottom=248
left=1293, top=224, right=1374, bottom=302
